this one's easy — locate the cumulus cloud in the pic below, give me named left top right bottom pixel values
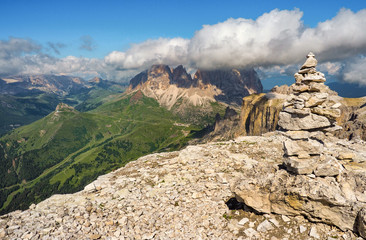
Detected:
left=104, top=38, right=189, bottom=70
left=0, top=37, right=41, bottom=59
left=342, top=56, right=366, bottom=85
left=188, top=8, right=366, bottom=69
left=1, top=8, right=366, bottom=83
left=101, top=8, right=366, bottom=83
left=80, top=35, right=96, bottom=51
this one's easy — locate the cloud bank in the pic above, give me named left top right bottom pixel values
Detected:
left=1, top=8, right=366, bottom=84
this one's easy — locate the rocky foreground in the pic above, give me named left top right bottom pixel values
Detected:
left=1, top=132, right=366, bottom=239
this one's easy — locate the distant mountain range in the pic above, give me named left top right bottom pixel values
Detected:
left=127, top=64, right=262, bottom=124
left=0, top=75, right=127, bottom=135
left=0, top=65, right=263, bottom=214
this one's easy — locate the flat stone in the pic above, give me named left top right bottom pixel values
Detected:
left=311, top=107, right=341, bottom=119
left=238, top=218, right=249, bottom=226
left=298, top=92, right=311, bottom=101
left=257, top=220, right=274, bottom=232
left=281, top=215, right=291, bottom=222
left=283, top=107, right=310, bottom=116
left=299, top=225, right=307, bottom=233
left=309, top=226, right=320, bottom=239
left=310, top=131, right=326, bottom=142
left=269, top=218, right=280, bottom=227
left=309, top=82, right=329, bottom=92
left=337, top=152, right=355, bottom=160
left=314, top=158, right=342, bottom=177
left=283, top=139, right=323, bottom=156
left=278, top=112, right=331, bottom=131
left=302, top=72, right=326, bottom=83
left=331, top=103, right=342, bottom=109
left=284, top=157, right=318, bottom=175
left=305, top=95, right=326, bottom=108
left=292, top=84, right=310, bottom=92
left=244, top=228, right=259, bottom=238
left=284, top=131, right=310, bottom=140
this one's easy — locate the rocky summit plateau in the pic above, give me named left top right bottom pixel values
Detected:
left=1, top=53, right=366, bottom=240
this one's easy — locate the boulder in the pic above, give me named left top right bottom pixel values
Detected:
left=284, top=157, right=318, bottom=175
left=283, top=139, right=323, bottom=156
left=278, top=112, right=331, bottom=131
left=234, top=165, right=366, bottom=233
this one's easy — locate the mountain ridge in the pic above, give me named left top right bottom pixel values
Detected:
left=127, top=64, right=263, bottom=108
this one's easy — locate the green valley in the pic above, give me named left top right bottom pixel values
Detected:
left=0, top=90, right=222, bottom=214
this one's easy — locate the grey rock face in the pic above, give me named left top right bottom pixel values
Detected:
left=356, top=208, right=366, bottom=239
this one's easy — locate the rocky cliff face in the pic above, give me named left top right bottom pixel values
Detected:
left=234, top=76, right=366, bottom=141
left=192, top=68, right=263, bottom=106
left=127, top=65, right=263, bottom=109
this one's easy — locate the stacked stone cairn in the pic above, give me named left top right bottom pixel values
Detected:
left=278, top=52, right=343, bottom=176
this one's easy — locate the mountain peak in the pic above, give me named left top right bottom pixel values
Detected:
left=55, top=103, right=75, bottom=112
left=89, top=77, right=102, bottom=84
left=127, top=65, right=263, bottom=108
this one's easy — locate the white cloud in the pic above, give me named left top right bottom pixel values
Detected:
left=104, top=38, right=189, bottom=70
left=1, top=8, right=366, bottom=83
left=188, top=9, right=305, bottom=69
left=0, top=37, right=41, bottom=59
left=342, top=56, right=366, bottom=85
left=188, top=8, right=366, bottom=69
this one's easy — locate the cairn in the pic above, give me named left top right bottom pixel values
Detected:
left=278, top=52, right=343, bottom=176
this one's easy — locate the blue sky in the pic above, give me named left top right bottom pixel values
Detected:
left=0, top=0, right=366, bottom=85
left=1, top=0, right=364, bottom=58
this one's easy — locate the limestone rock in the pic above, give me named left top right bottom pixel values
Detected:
left=284, top=130, right=310, bottom=140
left=337, top=152, right=355, bottom=160
left=302, top=72, right=326, bottom=83
left=305, top=95, right=327, bottom=108
left=283, top=139, right=323, bottom=156
left=278, top=112, right=331, bottom=131
left=356, top=208, right=366, bottom=239
left=283, top=107, right=310, bottom=116
left=257, top=220, right=274, bottom=232
left=284, top=157, right=318, bottom=174
left=309, top=226, right=320, bottom=239
left=301, top=52, right=318, bottom=69
left=314, top=157, right=343, bottom=177
left=311, top=107, right=341, bottom=119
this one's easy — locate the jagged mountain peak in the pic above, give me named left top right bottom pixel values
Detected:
left=127, top=65, right=263, bottom=108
